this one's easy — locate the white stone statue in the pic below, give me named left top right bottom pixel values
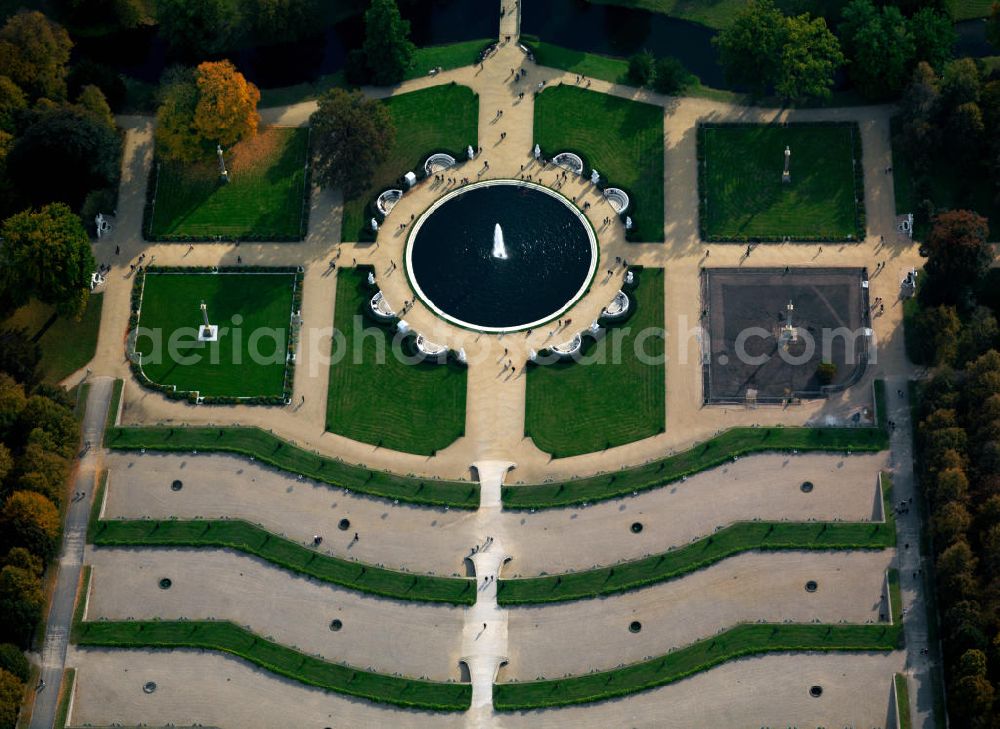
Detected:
left=590, top=169, right=600, bottom=185
left=533, top=144, right=541, bottom=159
left=95, top=213, right=107, bottom=238
left=625, top=216, right=633, bottom=230
left=467, top=145, right=475, bottom=160
left=371, top=218, right=379, bottom=232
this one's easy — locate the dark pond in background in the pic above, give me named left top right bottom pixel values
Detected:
left=72, top=0, right=496, bottom=89
left=70, top=0, right=996, bottom=94
left=522, top=0, right=726, bottom=88
left=408, top=184, right=594, bottom=330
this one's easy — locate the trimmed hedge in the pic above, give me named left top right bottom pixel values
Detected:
left=74, top=620, right=471, bottom=711
left=102, top=379, right=123, bottom=447
left=91, top=518, right=475, bottom=605
left=493, top=621, right=901, bottom=710
left=103, top=425, right=480, bottom=509
left=498, top=517, right=895, bottom=605
left=502, top=423, right=888, bottom=509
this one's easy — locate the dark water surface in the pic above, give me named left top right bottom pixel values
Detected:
left=408, top=184, right=594, bottom=330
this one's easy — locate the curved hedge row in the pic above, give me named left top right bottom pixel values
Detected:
left=104, top=424, right=479, bottom=509
left=91, top=517, right=475, bottom=605
left=493, top=621, right=901, bottom=710
left=502, top=423, right=888, bottom=509
left=75, top=620, right=470, bottom=711
left=498, top=516, right=894, bottom=605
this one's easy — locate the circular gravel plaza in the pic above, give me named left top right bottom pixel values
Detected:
left=406, top=180, right=597, bottom=332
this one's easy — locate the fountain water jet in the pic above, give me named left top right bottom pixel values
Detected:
left=492, top=223, right=508, bottom=260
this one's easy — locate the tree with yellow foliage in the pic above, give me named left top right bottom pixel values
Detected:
left=193, top=60, right=260, bottom=148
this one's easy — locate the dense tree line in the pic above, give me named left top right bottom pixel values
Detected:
left=0, top=359, right=82, bottom=727
left=0, top=11, right=122, bottom=225
left=713, top=0, right=956, bottom=103
left=911, top=210, right=1000, bottom=727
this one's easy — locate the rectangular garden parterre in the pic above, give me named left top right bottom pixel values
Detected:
left=524, top=267, right=665, bottom=457
left=325, top=268, right=467, bottom=455
left=534, top=85, right=664, bottom=241
left=341, top=84, right=479, bottom=242
left=699, top=122, right=864, bottom=242
left=146, top=126, right=310, bottom=241
left=132, top=269, right=299, bottom=401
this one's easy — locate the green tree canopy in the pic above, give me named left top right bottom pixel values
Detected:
left=713, top=0, right=787, bottom=95
left=0, top=204, right=95, bottom=317
left=6, top=107, right=121, bottom=211
left=310, top=88, right=395, bottom=198
left=920, top=210, right=992, bottom=307
left=714, top=0, right=841, bottom=101
left=627, top=51, right=655, bottom=87
left=0, top=667, right=24, bottom=729
left=774, top=13, right=843, bottom=102
left=839, top=0, right=915, bottom=99
left=363, top=0, right=415, bottom=86
left=156, top=0, right=239, bottom=58
left=910, top=8, right=955, bottom=71
left=652, top=57, right=689, bottom=95
left=0, top=11, right=72, bottom=101
left=0, top=490, right=60, bottom=560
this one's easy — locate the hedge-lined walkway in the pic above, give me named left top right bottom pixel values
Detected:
left=74, top=620, right=471, bottom=711
left=104, top=420, right=479, bottom=509
left=493, top=620, right=902, bottom=710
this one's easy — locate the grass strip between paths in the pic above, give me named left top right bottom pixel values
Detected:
left=101, top=379, right=123, bottom=447
left=53, top=667, right=75, bottom=729
left=493, top=621, right=902, bottom=710
left=104, top=423, right=479, bottom=509
left=502, top=423, right=888, bottom=509
left=74, top=620, right=471, bottom=712
left=90, top=517, right=475, bottom=605
left=895, top=672, right=912, bottom=729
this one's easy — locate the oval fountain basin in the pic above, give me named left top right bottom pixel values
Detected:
left=406, top=181, right=597, bottom=332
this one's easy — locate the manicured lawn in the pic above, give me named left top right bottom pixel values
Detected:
left=494, top=621, right=901, bottom=710
left=890, top=116, right=999, bottom=241
left=504, top=410, right=889, bottom=508
left=326, top=268, right=467, bottom=455
left=91, top=517, right=474, bottom=604
left=134, top=271, right=296, bottom=398
left=148, top=127, right=309, bottom=240
left=524, top=40, right=630, bottom=84
left=1, top=294, right=103, bottom=383
left=342, top=84, right=479, bottom=241
left=700, top=123, right=863, bottom=241
left=525, top=269, right=665, bottom=457
left=74, top=620, right=471, bottom=711
left=534, top=85, right=664, bottom=241
left=104, top=422, right=480, bottom=508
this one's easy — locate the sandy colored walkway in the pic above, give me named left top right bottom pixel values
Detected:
left=504, top=550, right=892, bottom=679
left=495, top=651, right=904, bottom=728
left=86, top=548, right=465, bottom=680
left=502, top=452, right=887, bottom=575
left=67, top=647, right=466, bottom=729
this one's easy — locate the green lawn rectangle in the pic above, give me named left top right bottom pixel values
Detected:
left=342, top=84, right=479, bottom=241
left=700, top=123, right=863, bottom=241
left=525, top=268, right=665, bottom=457
left=75, top=620, right=471, bottom=711
left=148, top=127, right=309, bottom=240
left=534, top=85, right=664, bottom=241
left=134, top=271, right=296, bottom=398
left=326, top=269, right=467, bottom=455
